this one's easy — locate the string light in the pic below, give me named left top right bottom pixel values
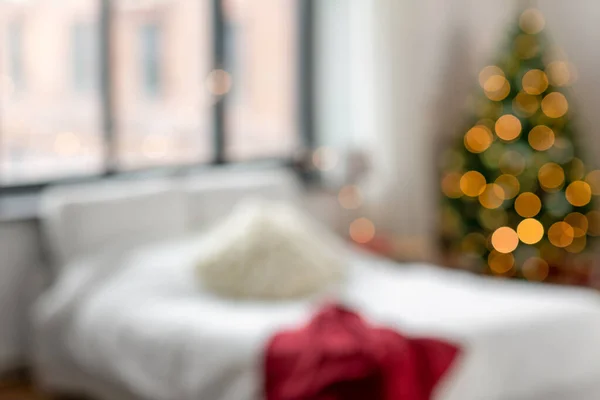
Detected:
left=517, top=218, right=544, bottom=244
left=515, top=34, right=539, bottom=60
left=565, top=181, right=592, bottom=207
left=547, top=221, right=574, bottom=248
left=495, top=115, right=522, bottom=141
left=538, top=162, right=565, bottom=190
left=527, top=125, right=554, bottom=151
left=464, top=125, right=493, bottom=153
left=513, top=92, right=539, bottom=117
left=569, top=158, right=585, bottom=181
left=488, top=250, right=515, bottom=274
left=491, top=226, right=519, bottom=253
left=338, top=185, right=363, bottom=209
left=349, top=218, right=375, bottom=244
left=522, top=257, right=549, bottom=281
left=584, top=170, right=600, bottom=195
left=586, top=211, right=600, bottom=236
left=519, top=8, right=545, bottom=34
left=478, top=66, right=505, bottom=88
left=522, top=69, right=548, bottom=95
left=541, top=92, right=569, bottom=118
left=514, top=192, right=541, bottom=218
left=564, top=212, right=588, bottom=237
left=478, top=183, right=505, bottom=209
left=495, top=174, right=520, bottom=199
left=546, top=61, right=576, bottom=87
left=460, top=171, right=486, bottom=197
left=565, top=236, right=586, bottom=253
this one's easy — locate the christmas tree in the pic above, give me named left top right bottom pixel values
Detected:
left=440, top=7, right=600, bottom=284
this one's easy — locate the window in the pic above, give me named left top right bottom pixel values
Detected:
left=139, top=23, right=161, bottom=97
left=72, top=22, right=98, bottom=93
left=0, top=0, right=313, bottom=188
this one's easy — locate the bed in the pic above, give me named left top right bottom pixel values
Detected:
left=32, top=168, right=600, bottom=400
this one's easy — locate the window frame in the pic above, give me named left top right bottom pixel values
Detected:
left=0, top=0, right=315, bottom=194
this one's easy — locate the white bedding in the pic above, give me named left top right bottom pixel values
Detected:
left=33, top=235, right=600, bottom=400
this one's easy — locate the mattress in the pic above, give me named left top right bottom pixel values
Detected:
left=32, top=235, right=600, bottom=400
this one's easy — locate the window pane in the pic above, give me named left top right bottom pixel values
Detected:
left=112, top=0, right=213, bottom=169
left=0, top=0, right=104, bottom=185
left=223, top=0, right=299, bottom=160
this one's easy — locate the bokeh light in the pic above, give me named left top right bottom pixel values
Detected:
left=522, top=257, right=549, bottom=281
left=205, top=69, right=233, bottom=96
left=479, top=183, right=505, bottom=209
left=547, top=221, right=574, bottom=247
left=441, top=172, right=463, bottom=199
left=514, top=192, right=541, bottom=218
left=538, top=162, right=565, bottom=190
left=464, top=125, right=493, bottom=153
left=513, top=92, right=539, bottom=117
left=483, top=75, right=511, bottom=101
left=461, top=232, right=487, bottom=256
left=541, top=92, right=568, bottom=118
left=517, top=218, right=544, bottom=244
left=565, top=181, right=592, bottom=207
left=565, top=236, right=586, bottom=253
left=569, top=158, right=585, bottom=181
left=519, top=8, right=545, bottom=34
left=515, top=34, right=539, bottom=60
left=338, top=185, right=363, bottom=209
left=491, top=226, right=519, bottom=253
left=349, top=218, right=376, bottom=244
left=586, top=211, right=600, bottom=236
left=564, top=212, right=588, bottom=237
left=478, top=208, right=508, bottom=231
left=478, top=66, right=505, bottom=88
left=522, top=69, right=548, bottom=95
left=495, top=174, right=520, bottom=199
left=585, top=170, right=600, bottom=195
left=499, top=151, right=526, bottom=175
left=495, top=115, right=522, bottom=141
left=545, top=61, right=576, bottom=87
left=460, top=171, right=486, bottom=197
left=527, top=125, right=554, bottom=151
left=488, top=250, right=515, bottom=274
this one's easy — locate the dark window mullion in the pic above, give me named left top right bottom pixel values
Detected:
left=100, top=0, right=116, bottom=174
left=211, top=0, right=226, bottom=164
left=298, top=0, right=315, bottom=151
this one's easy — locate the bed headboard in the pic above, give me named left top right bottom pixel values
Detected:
left=40, top=168, right=302, bottom=269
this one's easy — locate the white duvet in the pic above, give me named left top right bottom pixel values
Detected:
left=33, top=235, right=600, bottom=400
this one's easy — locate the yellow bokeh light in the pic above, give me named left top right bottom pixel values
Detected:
left=515, top=34, right=539, bottom=60
left=338, top=185, right=363, bottom=210
left=464, top=125, right=493, bottom=153
left=565, top=235, right=586, bottom=253
left=565, top=181, right=592, bottom=207
left=513, top=92, right=539, bottom=117
left=541, top=92, right=568, bottom=118
left=495, top=174, right=520, bottom=199
left=564, top=212, right=588, bottom=237
left=538, top=162, right=565, bottom=190
left=495, top=115, right=522, bottom=141
left=479, top=183, right=505, bottom=209
left=460, top=171, right=486, bottom=197
left=522, top=257, right=549, bottom=282
left=349, top=218, right=376, bottom=244
left=527, top=125, right=555, bottom=151
left=206, top=69, right=233, bottom=96
left=461, top=232, right=487, bottom=255
left=478, top=66, right=505, bottom=88
left=478, top=208, right=508, bottom=231
left=514, top=192, right=542, bottom=218
left=570, top=158, right=585, bottom=181
left=517, top=218, right=544, bottom=244
left=585, top=170, right=600, bottom=195
left=491, top=226, right=519, bottom=253
left=522, top=69, right=548, bottom=95
left=548, top=221, right=574, bottom=248
left=499, top=151, right=526, bottom=176
left=545, top=61, right=574, bottom=87
left=441, top=172, right=463, bottom=199
left=587, top=211, right=600, bottom=236
left=484, top=76, right=511, bottom=102
left=488, top=250, right=515, bottom=274
left=519, top=8, right=546, bottom=34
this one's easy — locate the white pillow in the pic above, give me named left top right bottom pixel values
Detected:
left=196, top=199, right=346, bottom=299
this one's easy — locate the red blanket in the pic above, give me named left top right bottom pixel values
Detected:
left=265, top=304, right=460, bottom=400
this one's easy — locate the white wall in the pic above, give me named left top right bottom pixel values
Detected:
left=0, top=220, right=42, bottom=373
left=318, top=0, right=600, bottom=254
